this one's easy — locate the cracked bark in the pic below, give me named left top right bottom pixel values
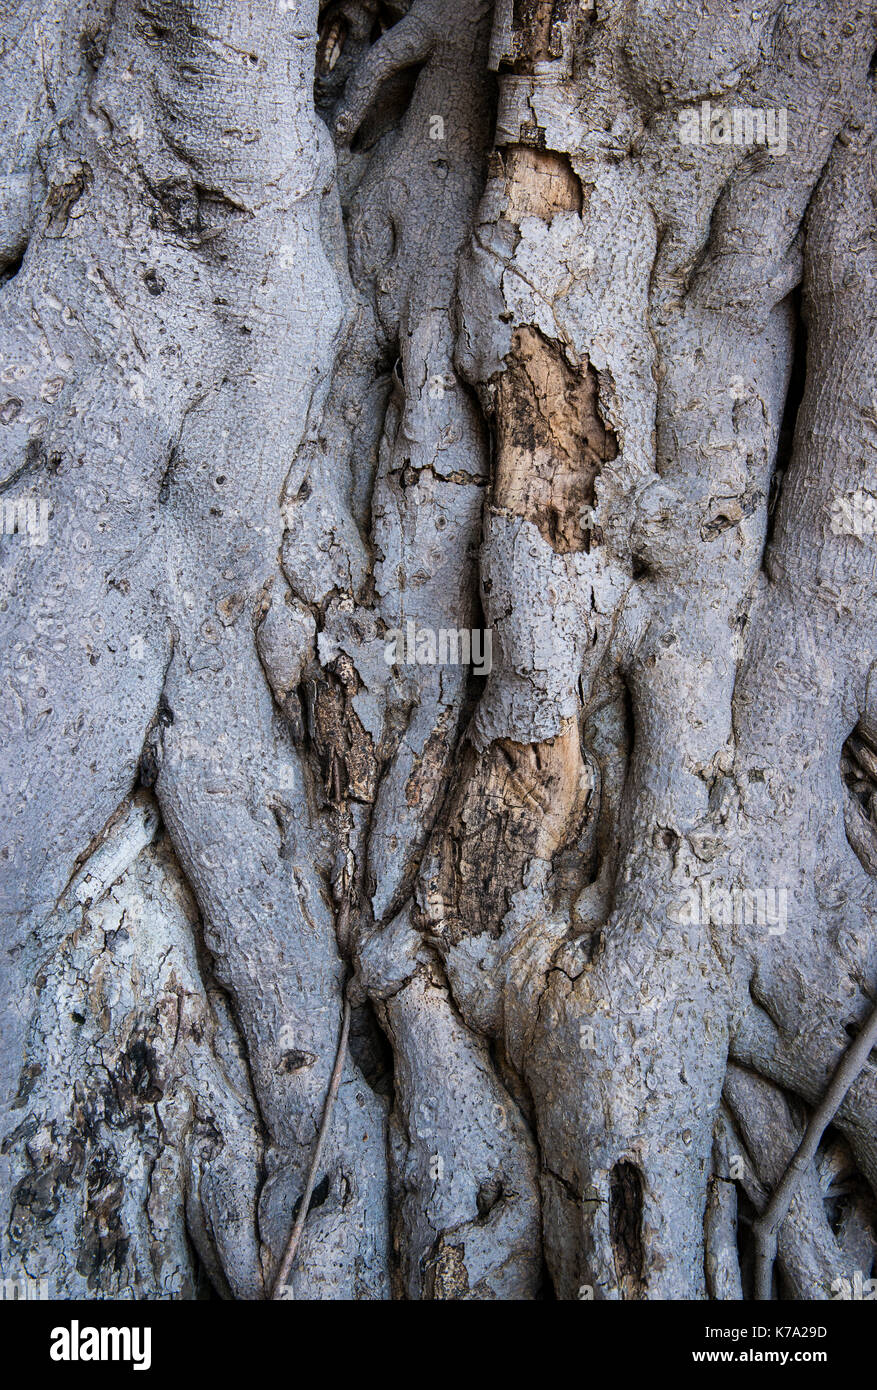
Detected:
left=2, top=0, right=877, bottom=1301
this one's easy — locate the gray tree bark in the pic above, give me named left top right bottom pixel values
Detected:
left=1, top=0, right=876, bottom=1300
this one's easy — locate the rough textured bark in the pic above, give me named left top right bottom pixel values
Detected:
left=1, top=0, right=876, bottom=1300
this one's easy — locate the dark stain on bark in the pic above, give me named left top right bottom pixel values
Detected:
left=609, top=1161, right=645, bottom=1295
left=308, top=657, right=378, bottom=806
left=76, top=1151, right=128, bottom=1286
left=45, top=165, right=91, bottom=236
left=348, top=999, right=394, bottom=1097
left=290, top=1172, right=331, bottom=1226
left=281, top=1049, right=317, bottom=1073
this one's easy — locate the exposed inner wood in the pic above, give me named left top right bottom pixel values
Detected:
left=310, top=658, right=378, bottom=805
left=421, top=721, right=593, bottom=945
left=494, top=326, right=617, bottom=554
left=501, top=146, right=583, bottom=221
left=512, top=0, right=559, bottom=66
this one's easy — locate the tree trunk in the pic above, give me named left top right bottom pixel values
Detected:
left=1, top=0, right=876, bottom=1300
